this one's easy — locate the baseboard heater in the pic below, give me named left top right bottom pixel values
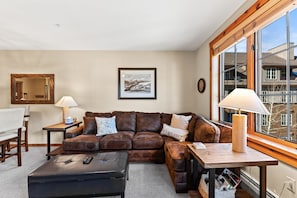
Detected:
left=240, top=170, right=279, bottom=198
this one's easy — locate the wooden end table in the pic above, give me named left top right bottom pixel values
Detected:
left=188, top=143, right=278, bottom=198
left=42, top=121, right=82, bottom=160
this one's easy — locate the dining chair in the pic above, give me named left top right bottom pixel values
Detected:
left=0, top=108, right=25, bottom=166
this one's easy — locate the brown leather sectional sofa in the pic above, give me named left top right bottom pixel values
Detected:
left=62, top=111, right=232, bottom=193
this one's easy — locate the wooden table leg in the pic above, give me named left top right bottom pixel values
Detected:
left=47, top=130, right=51, bottom=160
left=259, top=166, right=267, bottom=198
left=209, top=168, right=216, bottom=198
left=0, top=143, right=6, bottom=162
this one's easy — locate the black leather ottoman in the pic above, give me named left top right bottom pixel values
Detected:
left=28, top=151, right=128, bottom=198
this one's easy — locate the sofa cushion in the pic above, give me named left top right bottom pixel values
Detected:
left=83, top=117, right=97, bottom=135
left=194, top=116, right=220, bottom=143
left=160, top=124, right=188, bottom=142
left=161, top=113, right=172, bottom=126
left=215, top=122, right=232, bottom=143
left=62, top=134, right=99, bottom=151
left=113, top=111, right=136, bottom=132
left=95, top=116, right=118, bottom=136
left=136, top=112, right=161, bottom=132
left=99, top=131, right=134, bottom=150
left=171, top=114, right=192, bottom=130
left=133, top=132, right=164, bottom=149
left=85, top=112, right=113, bottom=118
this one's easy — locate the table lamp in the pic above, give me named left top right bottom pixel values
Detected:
left=55, top=96, right=78, bottom=124
left=218, top=88, right=270, bottom=152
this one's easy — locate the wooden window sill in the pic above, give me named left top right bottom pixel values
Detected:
left=247, top=133, right=297, bottom=168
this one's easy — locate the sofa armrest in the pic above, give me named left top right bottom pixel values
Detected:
left=211, top=121, right=232, bottom=143
left=65, top=125, right=84, bottom=138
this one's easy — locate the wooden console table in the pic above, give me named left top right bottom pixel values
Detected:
left=43, top=121, right=82, bottom=160
left=188, top=143, right=278, bottom=198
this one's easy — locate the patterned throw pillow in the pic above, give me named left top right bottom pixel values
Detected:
left=95, top=116, right=118, bottom=136
left=161, top=123, right=189, bottom=142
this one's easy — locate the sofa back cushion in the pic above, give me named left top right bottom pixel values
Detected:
left=161, top=113, right=172, bottom=126
left=194, top=115, right=220, bottom=143
left=213, top=121, right=232, bottom=143
left=83, top=116, right=97, bottom=135
left=83, top=112, right=113, bottom=135
left=136, top=112, right=161, bottom=132
left=85, top=111, right=113, bottom=118
left=112, top=111, right=136, bottom=132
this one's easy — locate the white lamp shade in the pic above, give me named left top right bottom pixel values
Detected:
left=218, top=88, right=270, bottom=153
left=218, top=88, right=270, bottom=115
left=55, top=96, right=78, bottom=107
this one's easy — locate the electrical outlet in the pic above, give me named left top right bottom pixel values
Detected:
left=287, top=176, right=296, bottom=194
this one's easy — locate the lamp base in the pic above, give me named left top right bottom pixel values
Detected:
left=232, top=114, right=247, bottom=152
left=62, top=107, right=69, bottom=124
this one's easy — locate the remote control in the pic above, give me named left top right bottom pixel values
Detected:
left=83, top=156, right=93, bottom=164
left=64, top=159, right=72, bottom=164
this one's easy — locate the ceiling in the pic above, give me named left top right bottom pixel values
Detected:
left=0, top=0, right=247, bottom=51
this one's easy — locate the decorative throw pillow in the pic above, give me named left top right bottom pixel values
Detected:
left=170, top=114, right=192, bottom=130
left=95, top=116, right=118, bottom=136
left=161, top=123, right=189, bottom=142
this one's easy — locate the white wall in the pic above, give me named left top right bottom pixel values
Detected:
left=194, top=0, right=257, bottom=119
left=245, top=163, right=297, bottom=198
left=194, top=0, right=297, bottom=197
left=0, top=50, right=196, bottom=144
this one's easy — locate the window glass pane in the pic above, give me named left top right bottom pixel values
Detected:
left=256, top=7, right=297, bottom=143
left=220, top=39, right=247, bottom=122
left=261, top=15, right=286, bottom=53
left=290, top=8, right=297, bottom=55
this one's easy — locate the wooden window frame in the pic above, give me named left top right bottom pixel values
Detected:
left=210, top=0, right=297, bottom=168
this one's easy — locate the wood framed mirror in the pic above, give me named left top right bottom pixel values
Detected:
left=11, top=74, right=55, bottom=104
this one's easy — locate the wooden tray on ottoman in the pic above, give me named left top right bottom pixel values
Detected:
left=28, top=151, right=128, bottom=198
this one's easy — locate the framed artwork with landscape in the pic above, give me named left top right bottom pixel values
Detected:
left=118, top=68, right=157, bottom=99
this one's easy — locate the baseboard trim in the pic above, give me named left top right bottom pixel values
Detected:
left=9, top=144, right=61, bottom=147
left=29, top=144, right=61, bottom=147
left=240, top=170, right=279, bottom=198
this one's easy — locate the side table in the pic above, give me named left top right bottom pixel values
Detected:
left=42, top=121, right=82, bottom=160
left=188, top=143, right=278, bottom=198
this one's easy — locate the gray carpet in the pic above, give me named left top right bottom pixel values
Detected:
left=0, top=147, right=189, bottom=198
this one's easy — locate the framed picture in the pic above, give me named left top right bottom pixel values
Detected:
left=118, top=68, right=157, bottom=99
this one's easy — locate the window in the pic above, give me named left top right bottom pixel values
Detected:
left=266, top=68, right=277, bottom=80
left=281, top=114, right=292, bottom=126
left=256, top=8, right=297, bottom=143
left=218, top=6, right=297, bottom=143
left=220, top=39, right=247, bottom=122
left=211, top=0, right=297, bottom=167
left=262, top=115, right=269, bottom=126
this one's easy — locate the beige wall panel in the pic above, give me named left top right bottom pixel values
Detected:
left=0, top=50, right=196, bottom=144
